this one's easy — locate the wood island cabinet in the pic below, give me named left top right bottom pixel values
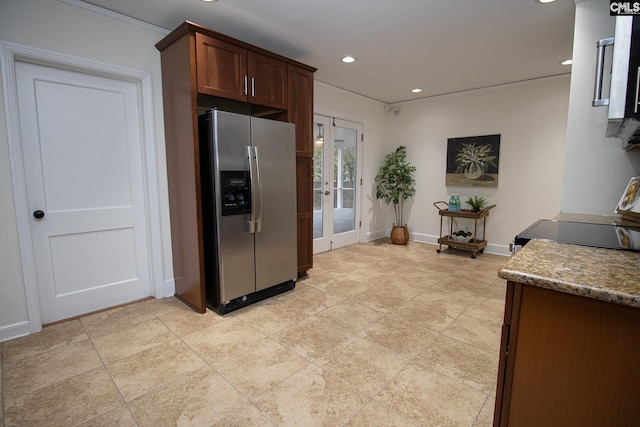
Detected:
left=156, top=21, right=316, bottom=313
left=494, top=281, right=640, bottom=426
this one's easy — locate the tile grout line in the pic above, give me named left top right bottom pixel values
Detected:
left=75, top=315, right=141, bottom=427
left=172, top=318, right=288, bottom=426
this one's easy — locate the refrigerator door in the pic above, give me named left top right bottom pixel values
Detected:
left=210, top=111, right=256, bottom=302
left=251, top=117, right=298, bottom=291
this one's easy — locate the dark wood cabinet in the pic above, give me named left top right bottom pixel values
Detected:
left=494, top=282, right=640, bottom=426
left=288, top=65, right=315, bottom=156
left=288, top=65, right=314, bottom=274
left=248, top=51, right=287, bottom=109
left=156, top=21, right=315, bottom=313
left=295, top=157, right=313, bottom=274
left=195, top=32, right=287, bottom=109
left=195, top=33, right=247, bottom=102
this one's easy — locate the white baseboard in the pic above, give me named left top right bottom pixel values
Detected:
left=365, top=229, right=388, bottom=241
left=409, top=232, right=439, bottom=246
left=162, top=278, right=176, bottom=299
left=0, top=320, right=33, bottom=342
left=365, top=230, right=511, bottom=257
left=483, top=243, right=511, bottom=257
left=1, top=279, right=177, bottom=342
left=410, top=232, right=511, bottom=256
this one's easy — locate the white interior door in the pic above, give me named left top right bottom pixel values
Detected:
left=15, top=61, right=151, bottom=323
left=313, top=115, right=362, bottom=253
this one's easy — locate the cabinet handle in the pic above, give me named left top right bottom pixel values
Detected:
left=244, top=76, right=248, bottom=96
left=593, top=37, right=614, bottom=107
left=251, top=77, right=255, bottom=97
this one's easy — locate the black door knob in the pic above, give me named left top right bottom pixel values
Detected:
left=33, top=210, right=45, bottom=219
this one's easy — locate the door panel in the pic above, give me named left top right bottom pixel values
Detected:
left=49, top=229, right=137, bottom=296
left=16, top=61, right=151, bottom=323
left=332, top=124, right=357, bottom=238
left=313, top=116, right=331, bottom=253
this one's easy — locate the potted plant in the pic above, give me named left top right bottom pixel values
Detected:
left=374, top=146, right=416, bottom=245
left=455, top=142, right=497, bottom=180
left=465, top=195, right=486, bottom=212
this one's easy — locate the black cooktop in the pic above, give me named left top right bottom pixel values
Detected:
left=515, top=219, right=640, bottom=251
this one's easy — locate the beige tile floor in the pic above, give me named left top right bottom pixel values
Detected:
left=0, top=239, right=508, bottom=426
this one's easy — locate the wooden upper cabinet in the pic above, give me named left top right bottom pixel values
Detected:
left=287, top=65, right=314, bottom=156
left=196, top=33, right=247, bottom=102
left=195, top=32, right=287, bottom=109
left=248, top=51, right=287, bottom=109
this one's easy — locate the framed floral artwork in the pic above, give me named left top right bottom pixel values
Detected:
left=446, top=134, right=500, bottom=187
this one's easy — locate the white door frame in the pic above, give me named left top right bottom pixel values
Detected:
left=0, top=41, right=165, bottom=334
left=313, top=106, right=366, bottom=249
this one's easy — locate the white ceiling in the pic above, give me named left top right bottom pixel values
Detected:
left=82, top=0, right=577, bottom=105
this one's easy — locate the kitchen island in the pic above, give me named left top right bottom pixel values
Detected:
left=493, top=239, right=640, bottom=427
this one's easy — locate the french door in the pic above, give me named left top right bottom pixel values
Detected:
left=313, top=115, right=362, bottom=253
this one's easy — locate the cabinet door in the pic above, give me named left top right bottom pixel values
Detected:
left=288, top=65, right=314, bottom=156
left=195, top=33, right=247, bottom=102
left=498, top=284, right=640, bottom=426
left=247, top=51, right=287, bottom=109
left=288, top=64, right=314, bottom=275
left=296, top=156, right=313, bottom=275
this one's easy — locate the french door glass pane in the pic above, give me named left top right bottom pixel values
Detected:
left=333, top=126, right=356, bottom=234
left=313, top=123, right=324, bottom=239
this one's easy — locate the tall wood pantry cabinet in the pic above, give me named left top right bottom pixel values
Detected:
left=156, top=21, right=316, bottom=313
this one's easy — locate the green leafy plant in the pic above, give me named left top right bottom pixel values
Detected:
left=466, top=195, right=486, bottom=212
left=374, top=146, right=416, bottom=227
left=455, top=143, right=497, bottom=179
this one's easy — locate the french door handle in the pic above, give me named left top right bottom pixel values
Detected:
left=324, top=191, right=330, bottom=196
left=33, top=210, right=45, bottom=219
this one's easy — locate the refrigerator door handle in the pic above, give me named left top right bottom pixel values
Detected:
left=246, top=145, right=257, bottom=233
left=253, top=146, right=263, bottom=232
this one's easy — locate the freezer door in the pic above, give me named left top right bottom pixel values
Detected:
left=251, top=117, right=297, bottom=291
left=210, top=111, right=256, bottom=302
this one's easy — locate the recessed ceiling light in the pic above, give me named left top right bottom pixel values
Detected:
left=535, top=0, right=555, bottom=3
left=561, top=59, right=573, bottom=65
left=341, top=56, right=356, bottom=63
left=411, top=88, right=423, bottom=93
left=201, top=0, right=218, bottom=2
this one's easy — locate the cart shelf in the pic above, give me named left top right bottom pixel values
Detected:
left=433, top=201, right=495, bottom=258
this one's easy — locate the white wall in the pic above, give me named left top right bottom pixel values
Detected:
left=561, top=0, right=640, bottom=213
left=0, top=0, right=173, bottom=338
left=384, top=77, right=571, bottom=254
left=315, top=75, right=571, bottom=255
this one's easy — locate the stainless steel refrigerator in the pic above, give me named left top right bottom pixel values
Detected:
left=199, top=110, right=297, bottom=314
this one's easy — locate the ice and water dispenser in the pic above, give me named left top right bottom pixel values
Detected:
left=220, top=171, right=251, bottom=216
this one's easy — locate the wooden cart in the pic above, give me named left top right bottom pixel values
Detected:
left=433, top=201, right=496, bottom=258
